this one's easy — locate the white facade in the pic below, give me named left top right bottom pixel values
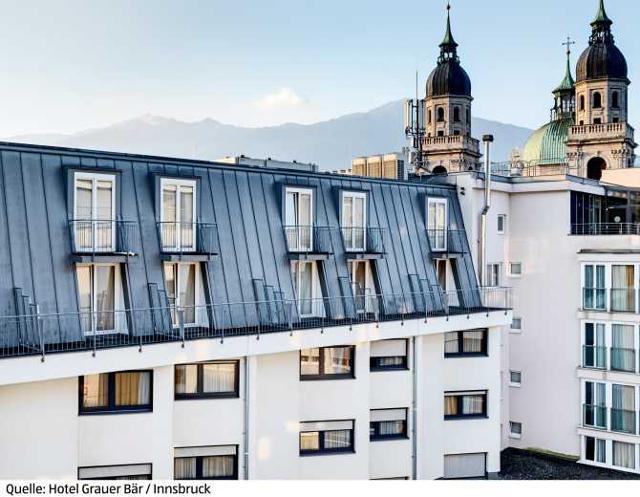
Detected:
left=0, top=313, right=508, bottom=480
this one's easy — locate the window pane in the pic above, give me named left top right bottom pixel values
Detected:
left=94, top=266, right=115, bottom=331
left=462, top=395, right=485, bottom=415
left=379, top=420, right=404, bottom=436
left=77, top=266, right=92, bottom=333
left=175, top=365, right=198, bottom=395
left=613, top=441, right=635, bottom=469
left=324, top=430, right=351, bottom=450
left=444, top=332, right=459, bottom=354
left=115, top=372, right=151, bottom=407
left=83, top=374, right=109, bottom=408
left=300, top=432, right=320, bottom=451
left=300, top=349, right=320, bottom=376
left=202, top=455, right=234, bottom=478
left=444, top=396, right=458, bottom=416
left=179, top=264, right=196, bottom=324
left=462, top=330, right=484, bottom=353
left=202, top=363, right=236, bottom=394
left=174, top=458, right=197, bottom=479
left=76, top=180, right=93, bottom=219
left=96, top=181, right=113, bottom=221
left=324, top=347, right=352, bottom=375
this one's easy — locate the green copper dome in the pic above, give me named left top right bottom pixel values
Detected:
left=522, top=118, right=574, bottom=164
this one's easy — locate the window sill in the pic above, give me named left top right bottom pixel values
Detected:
left=369, top=366, right=410, bottom=373
left=174, top=393, right=239, bottom=401
left=79, top=407, right=153, bottom=416
left=370, top=435, right=409, bottom=442
left=299, top=449, right=356, bottom=457
left=300, top=375, right=355, bottom=382
left=444, top=353, right=488, bottom=359
left=444, top=414, right=488, bottom=421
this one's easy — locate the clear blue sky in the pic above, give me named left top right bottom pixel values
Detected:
left=0, top=0, right=637, bottom=136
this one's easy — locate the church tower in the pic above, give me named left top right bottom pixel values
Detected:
left=566, top=0, right=637, bottom=180
left=422, top=4, right=480, bottom=174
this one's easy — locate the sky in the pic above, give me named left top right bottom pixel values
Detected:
left=0, top=0, right=637, bottom=137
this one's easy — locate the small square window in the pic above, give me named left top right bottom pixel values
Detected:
left=509, top=421, right=522, bottom=439
left=510, top=318, right=522, bottom=333
left=509, top=371, right=522, bottom=387
left=497, top=215, right=507, bottom=234
left=510, top=263, right=522, bottom=276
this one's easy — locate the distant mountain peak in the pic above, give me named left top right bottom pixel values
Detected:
left=5, top=101, right=532, bottom=169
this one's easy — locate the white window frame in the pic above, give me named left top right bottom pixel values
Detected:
left=341, top=191, right=367, bottom=252
left=509, top=421, right=522, bottom=439
left=497, top=214, right=507, bottom=235
left=347, top=260, right=375, bottom=313
left=510, top=262, right=523, bottom=277
left=509, top=370, right=522, bottom=388
left=510, top=317, right=522, bottom=334
left=74, top=172, right=116, bottom=253
left=292, top=261, right=321, bottom=318
left=76, top=263, right=126, bottom=336
left=486, top=263, right=501, bottom=288
left=160, top=178, right=197, bottom=252
left=163, top=262, right=206, bottom=328
left=427, top=197, right=449, bottom=252
left=285, top=187, right=314, bottom=252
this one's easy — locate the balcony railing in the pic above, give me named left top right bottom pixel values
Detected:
left=340, top=227, right=386, bottom=254
left=426, top=229, right=467, bottom=254
left=610, top=289, right=637, bottom=313
left=583, top=345, right=607, bottom=369
left=0, top=287, right=511, bottom=361
left=572, top=223, right=640, bottom=236
left=582, top=288, right=607, bottom=311
left=611, top=347, right=637, bottom=373
left=610, top=408, right=637, bottom=435
left=284, top=226, right=334, bottom=254
left=69, top=220, right=138, bottom=255
left=157, top=222, right=219, bottom=255
left=583, top=404, right=607, bottom=429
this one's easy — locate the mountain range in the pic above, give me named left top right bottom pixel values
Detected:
left=6, top=100, right=533, bottom=170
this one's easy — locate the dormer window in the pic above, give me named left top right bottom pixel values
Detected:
left=74, top=173, right=115, bottom=252
left=285, top=188, right=313, bottom=252
left=160, top=179, right=196, bottom=252
left=341, top=192, right=367, bottom=251
left=427, top=197, right=448, bottom=252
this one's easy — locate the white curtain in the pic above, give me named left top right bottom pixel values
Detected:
left=462, top=395, right=485, bottom=415
left=613, top=441, right=635, bottom=469
left=202, top=456, right=234, bottom=478
left=444, top=332, right=459, bottom=354
left=612, top=265, right=634, bottom=311
left=115, top=371, right=151, bottom=406
left=463, top=330, right=484, bottom=353
left=175, top=365, right=198, bottom=395
left=174, top=458, right=196, bottom=479
left=324, top=430, right=351, bottom=449
left=202, top=363, right=235, bottom=393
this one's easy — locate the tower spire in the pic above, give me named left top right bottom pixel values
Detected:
left=592, top=0, right=612, bottom=26
left=439, top=2, right=459, bottom=62
left=590, top=0, right=613, bottom=44
left=555, top=37, right=576, bottom=93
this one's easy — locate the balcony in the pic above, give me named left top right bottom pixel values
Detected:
left=582, top=345, right=607, bottom=370
left=0, top=287, right=511, bottom=360
left=423, top=135, right=480, bottom=154
left=610, top=408, right=637, bottom=435
left=569, top=122, right=634, bottom=142
left=69, top=220, right=139, bottom=261
left=583, top=404, right=607, bottom=429
left=426, top=229, right=467, bottom=256
left=157, top=222, right=219, bottom=260
left=572, top=223, right=640, bottom=236
left=340, top=227, right=386, bottom=257
left=284, top=225, right=334, bottom=259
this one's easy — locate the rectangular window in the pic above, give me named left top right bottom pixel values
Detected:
left=611, top=383, right=635, bottom=434
left=164, top=262, right=198, bottom=326
left=347, top=260, right=373, bottom=313
left=435, top=259, right=448, bottom=292
left=585, top=436, right=607, bottom=464
left=160, top=178, right=196, bottom=252
left=77, top=264, right=123, bottom=335
left=584, top=381, right=607, bottom=429
left=80, top=371, right=152, bottom=414
left=370, top=339, right=408, bottom=371
left=611, top=324, right=635, bottom=372
left=299, top=420, right=355, bottom=455
left=74, top=172, right=116, bottom=253
left=486, top=264, right=501, bottom=288
left=443, top=453, right=487, bottom=479
left=444, top=329, right=488, bottom=357
left=285, top=188, right=313, bottom=252
left=497, top=215, right=506, bottom=234
left=78, top=464, right=152, bottom=480
left=370, top=409, right=408, bottom=441
left=341, top=192, right=367, bottom=251
left=174, top=361, right=239, bottom=400
left=509, top=421, right=522, bottom=439
left=510, top=318, right=522, bottom=332
left=611, top=265, right=636, bottom=312
left=427, top=198, right=448, bottom=252
left=613, top=441, right=636, bottom=470
left=444, top=391, right=487, bottom=419
left=300, top=346, right=355, bottom=380
left=583, top=264, right=606, bottom=310
left=174, top=446, right=238, bottom=480
left=583, top=322, right=606, bottom=369
left=510, top=263, right=523, bottom=276
left=291, top=261, right=320, bottom=317
left=509, top=371, right=522, bottom=387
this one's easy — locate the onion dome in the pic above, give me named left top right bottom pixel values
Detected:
left=576, top=0, right=628, bottom=82
left=522, top=118, right=574, bottom=165
left=426, top=4, right=472, bottom=98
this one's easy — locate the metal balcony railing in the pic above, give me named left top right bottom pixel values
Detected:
left=157, top=222, right=219, bottom=255
left=583, top=404, right=607, bottom=429
left=611, top=347, right=637, bottom=373
left=572, top=223, right=640, bottom=236
left=582, top=345, right=607, bottom=370
left=426, top=229, right=467, bottom=254
left=69, top=220, right=138, bottom=255
left=610, top=289, right=637, bottom=313
left=582, top=288, right=607, bottom=311
left=0, top=287, right=511, bottom=361
left=340, top=227, right=386, bottom=254
left=283, top=226, right=334, bottom=254
left=611, top=408, right=637, bottom=435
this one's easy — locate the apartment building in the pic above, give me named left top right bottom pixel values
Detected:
left=0, top=142, right=510, bottom=480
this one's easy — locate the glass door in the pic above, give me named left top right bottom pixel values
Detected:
left=77, top=265, right=116, bottom=335
left=584, top=322, right=605, bottom=368
left=74, top=174, right=115, bottom=252
left=342, top=193, right=366, bottom=251
left=585, top=381, right=607, bottom=428
left=348, top=261, right=369, bottom=313
left=161, top=180, right=196, bottom=252
left=285, top=189, right=313, bottom=252
left=427, top=198, right=448, bottom=252
left=583, top=265, right=606, bottom=310
left=293, top=261, right=314, bottom=317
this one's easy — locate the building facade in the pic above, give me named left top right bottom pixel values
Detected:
left=0, top=142, right=510, bottom=480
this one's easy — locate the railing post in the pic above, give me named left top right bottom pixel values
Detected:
left=287, top=301, right=294, bottom=333
left=178, top=308, right=185, bottom=347
left=36, top=304, right=45, bottom=362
